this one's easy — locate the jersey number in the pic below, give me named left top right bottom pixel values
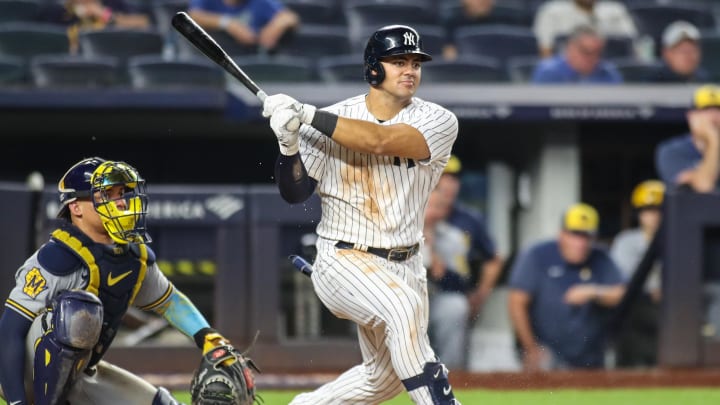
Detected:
left=393, top=157, right=415, bottom=168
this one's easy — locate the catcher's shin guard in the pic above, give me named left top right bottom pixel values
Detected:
left=153, top=387, right=184, bottom=405
left=402, top=362, right=460, bottom=405
left=33, top=290, right=103, bottom=405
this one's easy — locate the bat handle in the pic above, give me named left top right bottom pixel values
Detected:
left=289, top=254, right=314, bottom=277
left=256, top=90, right=267, bottom=102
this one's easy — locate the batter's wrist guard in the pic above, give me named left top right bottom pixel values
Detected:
left=311, top=110, right=338, bottom=138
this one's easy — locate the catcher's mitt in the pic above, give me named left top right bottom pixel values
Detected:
left=190, top=344, right=260, bottom=405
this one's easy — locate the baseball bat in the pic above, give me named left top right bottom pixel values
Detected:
left=289, top=255, right=314, bottom=277
left=171, top=11, right=267, bottom=102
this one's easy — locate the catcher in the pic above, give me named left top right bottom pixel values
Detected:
left=0, top=157, right=257, bottom=405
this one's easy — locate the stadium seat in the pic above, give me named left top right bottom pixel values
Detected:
left=0, top=55, right=26, bottom=85
left=231, top=55, right=316, bottom=83
left=454, top=25, right=538, bottom=66
left=317, top=54, right=364, bottom=83
left=175, top=28, right=256, bottom=61
left=284, top=0, right=345, bottom=26
left=128, top=55, right=225, bottom=89
left=0, top=0, right=41, bottom=23
left=0, top=22, right=69, bottom=60
left=554, top=35, right=636, bottom=60
left=699, top=33, right=720, bottom=81
left=30, top=54, right=119, bottom=88
left=275, top=25, right=351, bottom=58
left=612, top=58, right=661, bottom=83
left=421, top=55, right=507, bottom=82
left=628, top=4, right=716, bottom=55
left=345, top=1, right=438, bottom=49
left=79, top=28, right=165, bottom=66
left=506, top=55, right=541, bottom=83
left=439, top=0, right=532, bottom=28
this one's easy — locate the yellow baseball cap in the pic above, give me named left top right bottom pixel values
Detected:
left=693, top=85, right=720, bottom=109
left=631, top=180, right=665, bottom=209
left=562, top=203, right=599, bottom=234
left=443, top=155, right=462, bottom=175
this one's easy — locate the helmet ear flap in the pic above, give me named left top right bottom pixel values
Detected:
left=364, top=55, right=385, bottom=86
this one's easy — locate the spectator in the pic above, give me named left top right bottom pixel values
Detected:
left=48, top=0, right=150, bottom=53
left=441, top=0, right=499, bottom=60
left=423, top=155, right=504, bottom=370
left=610, top=180, right=665, bottom=367
left=656, top=85, right=720, bottom=338
left=508, top=203, right=625, bottom=370
left=188, top=0, right=299, bottom=52
left=656, top=85, right=720, bottom=193
left=533, top=0, right=637, bottom=58
left=532, top=25, right=623, bottom=84
left=646, top=21, right=710, bottom=84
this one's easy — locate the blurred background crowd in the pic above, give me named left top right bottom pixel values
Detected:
left=0, top=0, right=719, bottom=87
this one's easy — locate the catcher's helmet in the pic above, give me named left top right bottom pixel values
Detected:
left=58, top=157, right=150, bottom=244
left=364, top=24, right=432, bottom=86
left=631, top=180, right=665, bottom=209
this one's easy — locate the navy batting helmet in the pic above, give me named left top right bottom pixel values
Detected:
left=364, top=25, right=432, bottom=86
left=58, top=157, right=107, bottom=219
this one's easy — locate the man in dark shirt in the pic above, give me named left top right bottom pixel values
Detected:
left=646, top=20, right=709, bottom=83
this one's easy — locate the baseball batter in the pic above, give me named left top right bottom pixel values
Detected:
left=263, top=25, right=460, bottom=404
left=0, top=158, right=235, bottom=405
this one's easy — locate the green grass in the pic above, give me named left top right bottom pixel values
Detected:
left=172, top=388, right=720, bottom=404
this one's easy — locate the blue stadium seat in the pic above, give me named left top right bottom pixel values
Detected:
left=0, top=22, right=69, bottom=60
left=284, top=0, right=345, bottom=26
left=454, top=25, right=537, bottom=66
left=506, top=55, right=541, bottom=83
left=421, top=55, right=507, bottom=82
left=628, top=4, right=716, bottom=54
left=128, top=55, right=225, bottom=89
left=612, top=58, right=662, bottom=83
left=0, top=55, right=25, bottom=85
left=0, top=0, right=41, bottom=23
left=175, top=28, right=256, bottom=61
left=439, top=0, right=532, bottom=28
left=231, top=55, right=317, bottom=83
left=345, top=0, right=438, bottom=49
left=30, top=54, right=119, bottom=88
left=317, top=54, right=364, bottom=83
left=275, top=25, right=351, bottom=58
left=79, top=28, right=165, bottom=66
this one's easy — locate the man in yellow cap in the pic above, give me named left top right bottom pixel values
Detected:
left=656, top=85, right=720, bottom=192
left=610, top=180, right=664, bottom=367
left=508, top=203, right=625, bottom=370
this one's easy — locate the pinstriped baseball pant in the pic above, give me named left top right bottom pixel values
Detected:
left=290, top=237, right=437, bottom=404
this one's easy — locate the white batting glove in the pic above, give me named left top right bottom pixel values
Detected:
left=270, top=108, right=300, bottom=155
left=262, top=93, right=299, bottom=118
left=262, top=93, right=317, bottom=125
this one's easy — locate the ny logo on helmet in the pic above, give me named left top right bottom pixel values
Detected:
left=403, top=32, right=416, bottom=46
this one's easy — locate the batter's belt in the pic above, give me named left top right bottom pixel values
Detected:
left=335, top=241, right=420, bottom=262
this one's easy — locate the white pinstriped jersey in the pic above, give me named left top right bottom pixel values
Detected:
left=298, top=94, right=459, bottom=248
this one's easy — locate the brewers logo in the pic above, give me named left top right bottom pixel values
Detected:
left=23, top=267, right=47, bottom=299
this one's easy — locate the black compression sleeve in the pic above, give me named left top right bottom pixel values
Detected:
left=0, top=310, right=32, bottom=404
left=275, top=153, right=317, bottom=204
left=310, top=110, right=338, bottom=137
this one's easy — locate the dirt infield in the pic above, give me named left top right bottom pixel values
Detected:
left=145, top=368, right=720, bottom=391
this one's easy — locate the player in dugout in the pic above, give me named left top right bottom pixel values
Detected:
left=0, top=157, right=247, bottom=405
left=262, top=25, right=461, bottom=404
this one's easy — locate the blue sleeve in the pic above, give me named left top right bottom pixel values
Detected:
left=275, top=153, right=317, bottom=204
left=605, top=63, right=623, bottom=83
left=469, top=214, right=497, bottom=258
left=655, top=136, right=697, bottom=187
left=597, top=252, right=624, bottom=285
left=508, top=245, right=540, bottom=294
left=152, top=287, right=210, bottom=339
left=0, top=309, right=32, bottom=404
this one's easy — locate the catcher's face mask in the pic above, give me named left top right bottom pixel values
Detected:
left=90, top=161, right=150, bottom=244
